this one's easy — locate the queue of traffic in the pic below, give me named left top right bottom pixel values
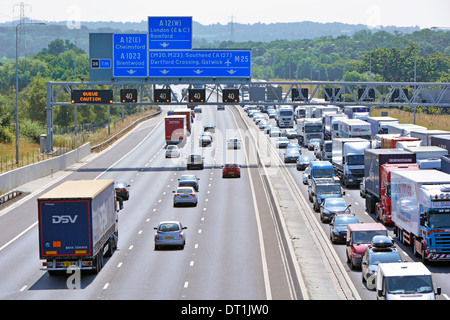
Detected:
left=36, top=99, right=448, bottom=299
left=242, top=102, right=448, bottom=300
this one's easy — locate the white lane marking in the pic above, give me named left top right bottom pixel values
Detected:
left=0, top=115, right=164, bottom=253
left=0, top=221, right=37, bottom=252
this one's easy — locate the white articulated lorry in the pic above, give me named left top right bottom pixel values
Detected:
left=332, top=138, right=371, bottom=187
left=391, top=170, right=450, bottom=263
left=297, top=118, right=324, bottom=147
left=276, top=105, right=294, bottom=128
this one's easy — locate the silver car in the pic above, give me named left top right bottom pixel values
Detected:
left=173, top=187, right=198, bottom=207
left=154, top=221, right=187, bottom=250
left=165, top=145, right=180, bottom=158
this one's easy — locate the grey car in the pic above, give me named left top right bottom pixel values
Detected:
left=296, top=154, right=313, bottom=171
left=154, top=221, right=187, bottom=250
left=361, top=236, right=402, bottom=290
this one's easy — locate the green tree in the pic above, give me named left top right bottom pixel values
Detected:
left=24, top=72, right=47, bottom=124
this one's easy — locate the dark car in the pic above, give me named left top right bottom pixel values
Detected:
left=114, top=181, right=130, bottom=201
left=203, top=124, right=215, bottom=133
left=187, top=154, right=204, bottom=170
left=296, top=154, right=313, bottom=171
left=329, top=214, right=359, bottom=244
left=284, top=148, right=301, bottom=163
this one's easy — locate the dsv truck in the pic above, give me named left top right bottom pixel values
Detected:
left=38, top=180, right=120, bottom=275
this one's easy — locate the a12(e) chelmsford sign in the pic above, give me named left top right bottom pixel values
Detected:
left=113, top=33, right=148, bottom=77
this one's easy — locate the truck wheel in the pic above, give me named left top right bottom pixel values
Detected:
left=94, top=252, right=103, bottom=274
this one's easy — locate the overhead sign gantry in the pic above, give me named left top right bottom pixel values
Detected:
left=89, top=16, right=251, bottom=82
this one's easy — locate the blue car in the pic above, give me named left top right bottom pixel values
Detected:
left=329, top=214, right=359, bottom=244
left=154, top=221, right=187, bottom=250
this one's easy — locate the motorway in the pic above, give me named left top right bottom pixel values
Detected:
left=0, top=89, right=449, bottom=300
left=0, top=90, right=294, bottom=300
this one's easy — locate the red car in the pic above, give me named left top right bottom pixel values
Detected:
left=222, top=163, right=241, bottom=178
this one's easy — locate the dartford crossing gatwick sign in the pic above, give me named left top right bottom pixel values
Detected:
left=148, top=50, right=251, bottom=78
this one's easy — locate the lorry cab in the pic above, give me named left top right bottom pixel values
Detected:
left=308, top=161, right=335, bottom=181
left=308, top=177, right=344, bottom=212
left=346, top=223, right=388, bottom=270
left=376, top=262, right=441, bottom=300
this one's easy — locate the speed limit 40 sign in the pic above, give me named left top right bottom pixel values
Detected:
left=223, top=89, right=240, bottom=103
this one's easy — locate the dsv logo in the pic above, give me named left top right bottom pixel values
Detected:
left=52, top=215, right=78, bottom=224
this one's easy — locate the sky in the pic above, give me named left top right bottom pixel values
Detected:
left=0, top=0, right=449, bottom=29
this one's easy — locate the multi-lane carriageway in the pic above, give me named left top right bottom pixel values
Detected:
left=0, top=90, right=449, bottom=301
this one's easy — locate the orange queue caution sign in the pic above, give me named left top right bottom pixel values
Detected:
left=71, top=90, right=113, bottom=104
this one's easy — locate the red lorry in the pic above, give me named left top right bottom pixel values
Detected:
left=173, top=109, right=193, bottom=132
left=381, top=136, right=421, bottom=149
left=165, top=115, right=186, bottom=145
left=375, top=163, right=420, bottom=224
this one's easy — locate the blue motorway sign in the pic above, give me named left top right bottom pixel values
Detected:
left=113, top=33, right=148, bottom=77
left=148, top=50, right=251, bottom=78
left=148, top=16, right=192, bottom=50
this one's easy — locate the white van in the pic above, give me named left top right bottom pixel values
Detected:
left=376, top=262, right=441, bottom=300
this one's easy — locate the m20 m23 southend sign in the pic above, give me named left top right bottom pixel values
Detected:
left=148, top=50, right=251, bottom=78
left=113, top=34, right=148, bottom=77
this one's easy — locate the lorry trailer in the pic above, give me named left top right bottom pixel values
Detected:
left=364, top=149, right=417, bottom=216
left=164, top=115, right=186, bottom=145
left=430, top=135, right=450, bottom=153
left=38, top=180, right=120, bottom=275
left=338, top=119, right=371, bottom=140
left=410, top=129, right=450, bottom=146
left=366, top=116, right=399, bottom=136
left=391, top=170, right=450, bottom=263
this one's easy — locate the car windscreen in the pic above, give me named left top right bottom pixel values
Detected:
left=334, top=216, right=359, bottom=225
left=368, top=251, right=401, bottom=265
left=385, top=275, right=433, bottom=294
left=353, top=230, right=387, bottom=244
left=347, top=155, right=364, bottom=165
left=316, top=184, right=341, bottom=194
left=312, top=168, right=334, bottom=178
left=159, top=223, right=180, bottom=232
